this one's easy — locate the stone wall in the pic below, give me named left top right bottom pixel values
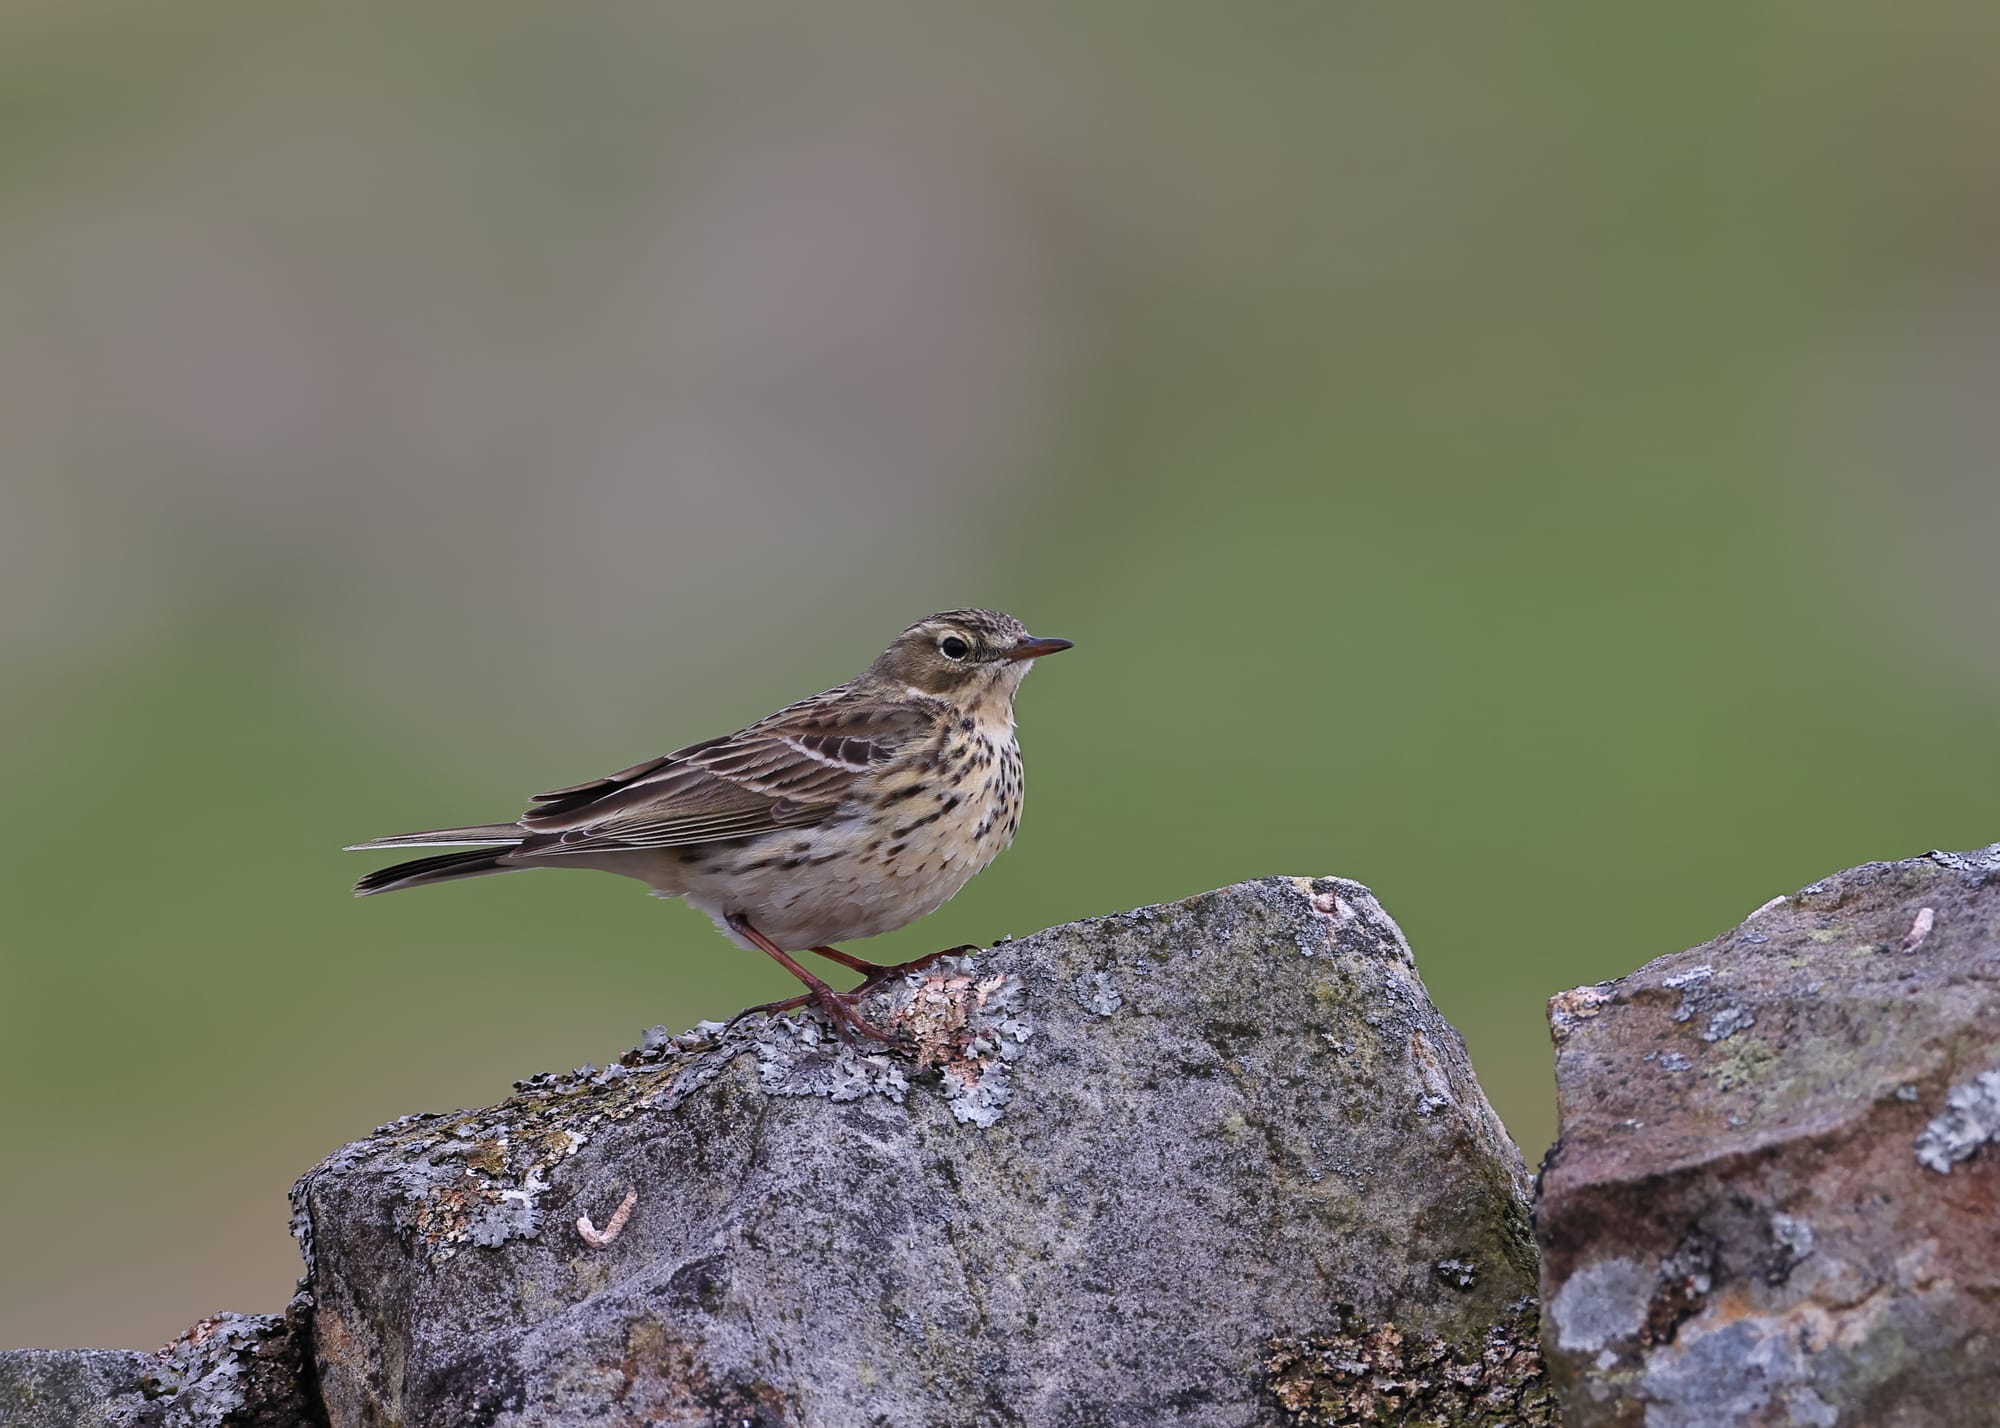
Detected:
left=7, top=848, right=1996, bottom=1426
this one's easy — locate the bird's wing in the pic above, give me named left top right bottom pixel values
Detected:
left=514, top=689, right=937, bottom=856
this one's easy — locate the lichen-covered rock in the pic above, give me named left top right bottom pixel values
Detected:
left=292, top=877, right=1545, bottom=1427
left=0, top=1350, right=154, bottom=1428
left=1538, top=844, right=2000, bottom=1427
left=1262, top=1300, right=1557, bottom=1426
left=0, top=1307, right=322, bottom=1428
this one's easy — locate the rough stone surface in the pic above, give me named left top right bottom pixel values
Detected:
left=0, top=1307, right=322, bottom=1428
left=0, top=1351, right=154, bottom=1428
left=1538, top=844, right=2000, bottom=1427
left=292, top=877, right=1544, bottom=1427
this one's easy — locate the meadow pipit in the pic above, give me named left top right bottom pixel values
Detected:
left=350, top=610, right=1072, bottom=1043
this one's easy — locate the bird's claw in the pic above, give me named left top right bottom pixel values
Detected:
left=723, top=940, right=984, bottom=1048
left=724, top=986, right=909, bottom=1051
left=811, top=987, right=908, bottom=1050
left=723, top=992, right=812, bottom=1029
left=850, top=943, right=978, bottom=996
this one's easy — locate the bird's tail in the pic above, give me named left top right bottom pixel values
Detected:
left=353, top=845, right=522, bottom=897
left=347, top=822, right=528, bottom=897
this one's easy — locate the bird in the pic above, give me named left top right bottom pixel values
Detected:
left=348, top=609, right=1072, bottom=1044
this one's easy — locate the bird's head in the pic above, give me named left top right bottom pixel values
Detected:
left=867, top=609, right=1073, bottom=701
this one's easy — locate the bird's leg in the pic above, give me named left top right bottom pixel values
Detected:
left=722, top=989, right=812, bottom=1027
left=801, top=944, right=887, bottom=977
left=726, top=915, right=903, bottom=1047
left=720, top=944, right=892, bottom=1024
left=822, top=943, right=980, bottom=996
left=726, top=934, right=985, bottom=1033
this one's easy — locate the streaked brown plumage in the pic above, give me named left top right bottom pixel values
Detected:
left=349, top=609, right=1072, bottom=1042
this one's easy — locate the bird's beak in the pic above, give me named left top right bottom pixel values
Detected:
left=1000, top=636, right=1074, bottom=661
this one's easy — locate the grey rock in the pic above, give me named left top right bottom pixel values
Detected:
left=1539, top=844, right=2000, bottom=1427
left=292, top=876, right=1552, bottom=1427
left=0, top=1309, right=322, bottom=1428
left=0, top=1350, right=154, bottom=1428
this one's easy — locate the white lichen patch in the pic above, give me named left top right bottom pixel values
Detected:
left=1551, top=1255, right=1655, bottom=1352
left=752, top=1017, right=911, bottom=1104
left=1702, top=1004, right=1756, bottom=1043
left=141, top=1314, right=291, bottom=1424
left=1666, top=965, right=1714, bottom=1013
left=1928, top=842, right=2000, bottom=875
left=746, top=956, right=1033, bottom=1126
left=1635, top=1303, right=1844, bottom=1428
left=467, top=1172, right=545, bottom=1249
left=1915, top=1067, right=2000, bottom=1174
left=1770, top=1212, right=1815, bottom=1265
left=1070, top=970, right=1123, bottom=1017
left=1662, top=964, right=1756, bottom=1043
left=406, top=1134, right=582, bottom=1262
left=1434, top=1257, right=1478, bottom=1289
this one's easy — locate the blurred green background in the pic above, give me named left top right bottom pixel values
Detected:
left=5, top=2, right=1998, bottom=1350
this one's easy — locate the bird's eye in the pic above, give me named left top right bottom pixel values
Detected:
left=939, top=636, right=970, bottom=661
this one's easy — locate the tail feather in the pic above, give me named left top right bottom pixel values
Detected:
left=354, top=846, right=520, bottom=897
left=345, top=822, right=525, bottom=852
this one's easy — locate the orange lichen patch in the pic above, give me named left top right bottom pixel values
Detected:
left=880, top=964, right=1030, bottom=1124
left=414, top=1175, right=497, bottom=1256
left=463, top=1138, right=508, bottom=1177
left=532, top=1126, right=590, bottom=1163
left=895, top=968, right=1009, bottom=1074
left=1548, top=985, right=1614, bottom=1043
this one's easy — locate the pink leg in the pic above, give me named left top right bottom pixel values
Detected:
left=726, top=916, right=904, bottom=1047
left=821, top=943, right=978, bottom=995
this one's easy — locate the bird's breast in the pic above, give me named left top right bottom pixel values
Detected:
left=671, top=726, right=1026, bottom=950
left=863, top=724, right=1024, bottom=875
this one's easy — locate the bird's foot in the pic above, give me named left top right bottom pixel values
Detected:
left=726, top=913, right=905, bottom=1048
left=723, top=991, right=812, bottom=1028
left=724, top=918, right=978, bottom=1050
left=808, top=984, right=907, bottom=1049
left=723, top=985, right=907, bottom=1050
left=842, top=943, right=979, bottom=996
